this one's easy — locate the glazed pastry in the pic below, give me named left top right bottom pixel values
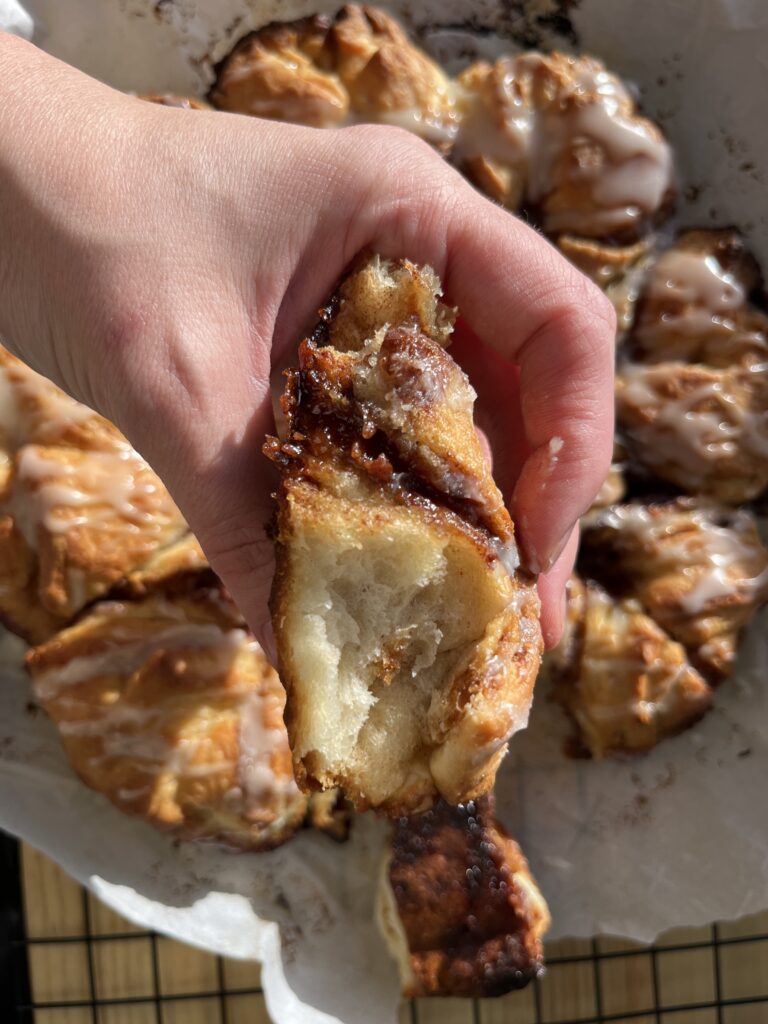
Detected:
left=209, top=6, right=459, bottom=149
left=26, top=587, right=308, bottom=850
left=551, top=577, right=713, bottom=758
left=0, top=348, right=197, bottom=643
left=454, top=52, right=674, bottom=240
left=581, top=499, right=768, bottom=681
left=557, top=236, right=654, bottom=338
left=265, top=255, right=542, bottom=815
left=630, top=230, right=768, bottom=367
left=616, top=360, right=768, bottom=503
left=377, top=795, right=549, bottom=997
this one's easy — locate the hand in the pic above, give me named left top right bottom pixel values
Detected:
left=0, top=34, right=615, bottom=652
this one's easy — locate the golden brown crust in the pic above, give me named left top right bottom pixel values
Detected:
left=377, top=795, right=549, bottom=997
left=26, top=587, right=308, bottom=851
left=209, top=6, right=458, bottom=148
left=581, top=499, right=768, bottom=682
left=0, top=348, right=192, bottom=642
left=616, top=361, right=768, bottom=503
left=265, top=255, right=541, bottom=814
left=630, top=230, right=767, bottom=366
left=557, top=236, right=654, bottom=338
left=551, top=577, right=713, bottom=758
left=455, top=52, right=674, bottom=241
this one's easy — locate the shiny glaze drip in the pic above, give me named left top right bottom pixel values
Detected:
left=620, top=364, right=768, bottom=466
left=11, top=444, right=175, bottom=547
left=595, top=503, right=768, bottom=615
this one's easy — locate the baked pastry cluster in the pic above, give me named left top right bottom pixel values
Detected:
left=0, top=348, right=206, bottom=644
left=617, top=230, right=768, bottom=503
left=26, top=585, right=310, bottom=849
left=377, top=796, right=549, bottom=997
left=265, top=255, right=542, bottom=814
left=210, top=6, right=459, bottom=147
left=554, top=231, right=768, bottom=755
left=210, top=8, right=672, bottom=231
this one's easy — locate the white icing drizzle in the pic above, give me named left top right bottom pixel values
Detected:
left=455, top=54, right=672, bottom=233
left=11, top=444, right=175, bottom=547
left=34, top=622, right=247, bottom=699
left=596, top=503, right=768, bottom=615
left=237, top=668, right=300, bottom=814
left=620, top=364, right=768, bottom=470
left=36, top=622, right=301, bottom=815
left=534, top=61, right=672, bottom=234
left=375, top=103, right=460, bottom=145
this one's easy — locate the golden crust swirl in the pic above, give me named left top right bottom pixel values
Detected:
left=630, top=229, right=767, bottom=367
left=550, top=576, right=713, bottom=758
left=616, top=360, right=768, bottom=504
left=0, top=349, right=200, bottom=643
left=25, top=587, right=309, bottom=850
left=454, top=52, right=674, bottom=241
left=581, top=499, right=768, bottom=682
left=264, top=255, right=542, bottom=815
left=209, top=5, right=459, bottom=148
left=376, top=795, right=549, bottom=997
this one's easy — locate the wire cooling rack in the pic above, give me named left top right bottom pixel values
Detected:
left=3, top=833, right=767, bottom=1024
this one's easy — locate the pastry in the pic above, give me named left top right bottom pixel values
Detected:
left=26, top=586, right=308, bottom=850
left=616, top=360, right=768, bottom=504
left=0, top=348, right=198, bottom=643
left=551, top=577, right=713, bottom=758
left=377, top=795, right=549, bottom=997
left=265, top=255, right=542, bottom=814
left=557, top=236, right=654, bottom=339
left=453, top=52, right=674, bottom=240
left=581, top=499, right=768, bottom=681
left=630, top=230, right=767, bottom=367
left=209, top=6, right=460, bottom=149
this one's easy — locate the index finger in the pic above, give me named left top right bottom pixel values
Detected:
left=443, top=194, right=616, bottom=573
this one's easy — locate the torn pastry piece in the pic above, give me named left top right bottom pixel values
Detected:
left=557, top=236, right=654, bottom=339
left=551, top=578, right=713, bottom=758
left=377, top=795, right=549, bottom=997
left=265, top=255, right=542, bottom=815
left=454, top=52, right=674, bottom=240
left=630, top=230, right=768, bottom=367
left=616, top=360, right=768, bottom=503
left=581, top=499, right=768, bottom=681
left=138, top=93, right=210, bottom=110
left=0, top=348, right=192, bottom=643
left=209, top=6, right=459, bottom=149
left=26, top=587, right=308, bottom=850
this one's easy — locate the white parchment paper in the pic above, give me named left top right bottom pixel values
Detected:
left=2, top=2, right=767, bottom=1022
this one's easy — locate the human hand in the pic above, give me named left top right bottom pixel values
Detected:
left=0, top=34, right=615, bottom=652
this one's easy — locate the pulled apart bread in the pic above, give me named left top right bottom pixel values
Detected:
left=26, top=585, right=308, bottom=850
left=265, top=256, right=542, bottom=814
left=377, top=795, right=549, bottom=997
left=550, top=576, right=713, bottom=759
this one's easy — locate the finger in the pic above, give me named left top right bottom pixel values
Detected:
left=443, top=198, right=615, bottom=575
left=356, top=152, right=615, bottom=577
left=450, top=320, right=528, bottom=503
left=537, top=521, right=580, bottom=649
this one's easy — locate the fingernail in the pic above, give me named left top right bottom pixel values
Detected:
left=527, top=524, right=574, bottom=576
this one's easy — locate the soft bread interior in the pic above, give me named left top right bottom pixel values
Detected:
left=280, top=481, right=512, bottom=809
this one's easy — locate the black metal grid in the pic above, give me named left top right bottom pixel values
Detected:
left=4, top=833, right=768, bottom=1024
